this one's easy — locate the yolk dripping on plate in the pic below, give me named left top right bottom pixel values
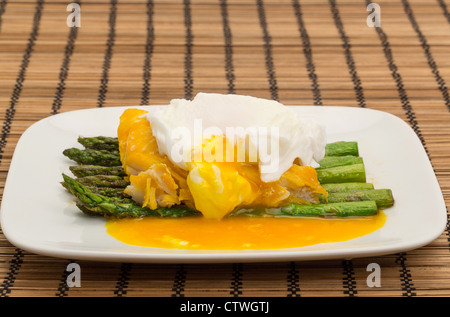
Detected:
left=105, top=211, right=386, bottom=250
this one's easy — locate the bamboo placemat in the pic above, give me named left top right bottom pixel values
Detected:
left=0, top=0, right=449, bottom=298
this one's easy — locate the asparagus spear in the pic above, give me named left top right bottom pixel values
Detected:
left=78, top=136, right=119, bottom=151
left=61, top=181, right=129, bottom=198
left=319, top=189, right=394, bottom=208
left=78, top=200, right=201, bottom=218
left=75, top=175, right=129, bottom=188
left=322, top=182, right=374, bottom=193
left=280, top=201, right=378, bottom=217
left=62, top=174, right=200, bottom=218
left=230, top=201, right=379, bottom=218
left=316, top=163, right=366, bottom=184
left=62, top=173, right=120, bottom=204
left=325, top=141, right=359, bottom=157
left=317, top=155, right=363, bottom=169
left=85, top=186, right=131, bottom=198
left=69, top=165, right=126, bottom=177
left=63, top=148, right=121, bottom=166
left=76, top=202, right=102, bottom=217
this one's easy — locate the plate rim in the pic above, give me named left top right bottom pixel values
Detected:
left=1, top=105, right=447, bottom=263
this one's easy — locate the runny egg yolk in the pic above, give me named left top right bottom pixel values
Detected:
left=186, top=161, right=258, bottom=219
left=106, top=211, right=386, bottom=250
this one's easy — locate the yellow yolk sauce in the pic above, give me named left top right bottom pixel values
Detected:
left=106, top=211, right=386, bottom=250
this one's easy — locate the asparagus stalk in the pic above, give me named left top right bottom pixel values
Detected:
left=85, top=186, right=131, bottom=198
left=75, top=175, right=129, bottom=188
left=63, top=148, right=121, bottom=166
left=76, top=202, right=102, bottom=217
left=62, top=174, right=200, bottom=218
left=230, top=201, right=379, bottom=218
left=280, top=201, right=378, bottom=217
left=322, top=182, right=374, bottom=193
left=317, top=155, right=363, bottom=169
left=61, top=181, right=129, bottom=198
left=78, top=200, right=200, bottom=218
left=319, top=189, right=394, bottom=208
left=325, top=141, right=359, bottom=157
left=316, top=163, right=366, bottom=184
left=78, top=136, right=119, bottom=151
left=62, top=173, right=120, bottom=205
left=69, top=165, right=126, bottom=177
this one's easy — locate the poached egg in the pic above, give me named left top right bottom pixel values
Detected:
left=118, top=93, right=328, bottom=219
left=146, top=92, right=327, bottom=182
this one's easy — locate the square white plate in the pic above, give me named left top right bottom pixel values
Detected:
left=0, top=106, right=446, bottom=263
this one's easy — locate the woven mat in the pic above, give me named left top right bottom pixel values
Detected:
left=0, top=0, right=449, bottom=298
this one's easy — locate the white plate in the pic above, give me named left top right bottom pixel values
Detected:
left=0, top=106, right=446, bottom=263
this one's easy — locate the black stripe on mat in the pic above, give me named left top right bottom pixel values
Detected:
left=220, top=0, right=235, bottom=94
left=328, top=0, right=366, bottom=108
left=141, top=0, right=154, bottom=105
left=171, top=264, right=187, bottom=297
left=256, top=0, right=279, bottom=101
left=396, top=253, right=417, bottom=296
left=114, top=263, right=132, bottom=297
left=229, top=263, right=243, bottom=297
left=402, top=0, right=450, bottom=112
left=370, top=2, right=428, bottom=156
left=328, top=0, right=363, bottom=296
left=0, top=0, right=43, bottom=162
left=0, top=248, right=24, bottom=297
left=287, top=262, right=300, bottom=297
left=184, top=0, right=194, bottom=100
left=51, top=21, right=80, bottom=293
left=342, top=260, right=357, bottom=297
left=0, top=0, right=7, bottom=33
left=437, top=0, right=450, bottom=24
left=447, top=210, right=450, bottom=248
left=230, top=263, right=243, bottom=297
left=366, top=0, right=423, bottom=296
left=286, top=0, right=325, bottom=297
left=0, top=0, right=43, bottom=296
left=51, top=3, right=82, bottom=298
left=97, top=0, right=117, bottom=108
left=169, top=0, right=193, bottom=298
left=55, top=259, right=75, bottom=297
left=292, top=0, right=322, bottom=106
left=51, top=26, right=78, bottom=115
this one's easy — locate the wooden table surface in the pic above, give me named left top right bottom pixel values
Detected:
left=0, top=0, right=449, bottom=298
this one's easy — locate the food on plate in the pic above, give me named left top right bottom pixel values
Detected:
left=63, top=147, right=121, bottom=166
left=115, top=93, right=330, bottom=219
left=60, top=93, right=394, bottom=250
left=69, top=164, right=126, bottom=177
